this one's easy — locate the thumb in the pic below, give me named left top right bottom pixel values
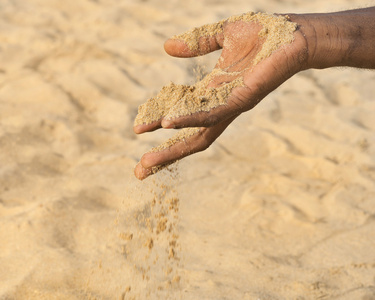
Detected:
left=164, top=22, right=225, bottom=58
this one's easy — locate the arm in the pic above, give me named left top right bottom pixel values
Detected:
left=292, top=7, right=375, bottom=69
left=134, top=7, right=375, bottom=180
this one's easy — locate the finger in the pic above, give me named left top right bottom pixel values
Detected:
left=161, top=106, right=233, bottom=129
left=140, top=127, right=203, bottom=169
left=138, top=116, right=236, bottom=180
left=164, top=23, right=225, bottom=58
left=134, top=162, right=152, bottom=181
left=133, top=119, right=161, bottom=134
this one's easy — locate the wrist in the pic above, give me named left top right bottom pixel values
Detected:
left=289, top=9, right=375, bottom=70
left=287, top=13, right=346, bottom=70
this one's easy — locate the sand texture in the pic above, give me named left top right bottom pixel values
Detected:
left=1, top=0, right=375, bottom=299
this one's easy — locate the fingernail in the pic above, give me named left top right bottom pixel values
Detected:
left=134, top=163, right=152, bottom=180
left=161, top=120, right=175, bottom=129
left=141, top=168, right=153, bottom=180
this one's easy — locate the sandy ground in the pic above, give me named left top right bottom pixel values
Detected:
left=1, top=0, right=375, bottom=299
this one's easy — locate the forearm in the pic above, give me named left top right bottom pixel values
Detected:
left=289, top=7, right=375, bottom=69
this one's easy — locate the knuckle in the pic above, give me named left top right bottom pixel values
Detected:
left=203, top=114, right=220, bottom=126
left=195, top=132, right=211, bottom=152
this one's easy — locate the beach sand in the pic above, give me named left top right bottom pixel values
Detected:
left=1, top=0, right=375, bottom=299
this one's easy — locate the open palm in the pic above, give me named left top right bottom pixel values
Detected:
left=134, top=13, right=308, bottom=180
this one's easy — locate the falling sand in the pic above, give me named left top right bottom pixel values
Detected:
left=134, top=12, right=297, bottom=173
left=122, top=167, right=183, bottom=299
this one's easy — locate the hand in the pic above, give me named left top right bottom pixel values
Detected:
left=133, top=13, right=309, bottom=180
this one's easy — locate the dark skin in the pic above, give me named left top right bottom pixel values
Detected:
left=134, top=7, right=375, bottom=180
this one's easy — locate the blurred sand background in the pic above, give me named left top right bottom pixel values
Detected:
left=1, top=0, right=375, bottom=299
